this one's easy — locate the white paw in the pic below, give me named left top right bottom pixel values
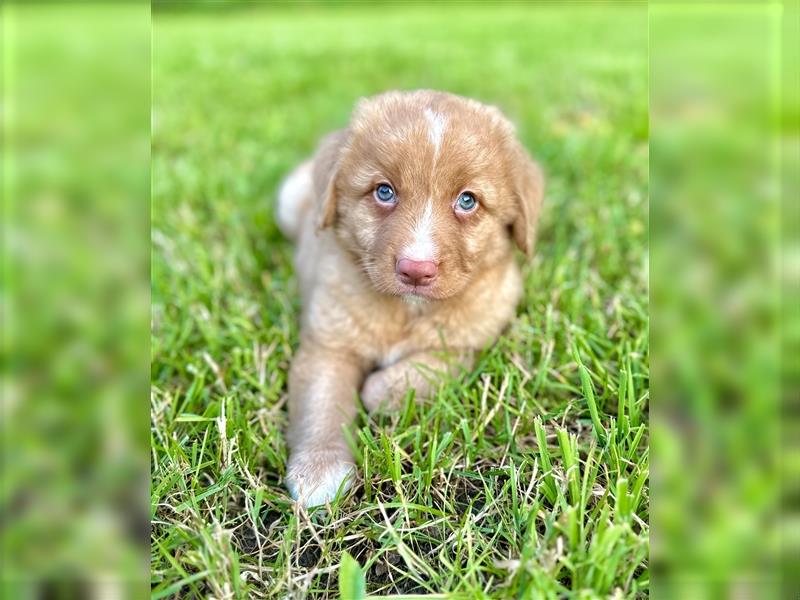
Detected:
left=285, top=451, right=354, bottom=508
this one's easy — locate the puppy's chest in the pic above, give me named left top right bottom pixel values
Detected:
left=372, top=309, right=465, bottom=368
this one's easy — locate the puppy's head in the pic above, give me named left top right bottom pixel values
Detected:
left=316, top=90, right=544, bottom=300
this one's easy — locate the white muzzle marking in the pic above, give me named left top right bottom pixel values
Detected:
left=402, top=199, right=436, bottom=262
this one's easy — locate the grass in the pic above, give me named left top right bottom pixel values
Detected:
left=151, top=4, right=649, bottom=598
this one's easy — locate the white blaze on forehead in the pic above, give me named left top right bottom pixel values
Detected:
left=424, top=108, right=447, bottom=156
left=402, top=199, right=437, bottom=262
left=402, top=108, right=445, bottom=262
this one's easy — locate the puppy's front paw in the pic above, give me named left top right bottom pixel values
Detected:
left=285, top=451, right=354, bottom=508
left=361, top=369, right=401, bottom=413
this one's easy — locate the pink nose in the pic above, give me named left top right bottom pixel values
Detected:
left=396, top=258, right=438, bottom=286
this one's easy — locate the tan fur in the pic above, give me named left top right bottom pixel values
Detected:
left=277, top=90, right=544, bottom=507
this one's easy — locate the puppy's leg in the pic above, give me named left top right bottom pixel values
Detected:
left=361, top=351, right=474, bottom=413
left=285, top=344, right=364, bottom=507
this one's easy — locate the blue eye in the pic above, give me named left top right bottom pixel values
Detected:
left=375, top=183, right=396, bottom=204
left=456, top=192, right=478, bottom=212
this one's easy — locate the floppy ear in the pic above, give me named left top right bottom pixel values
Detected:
left=511, top=148, right=545, bottom=257
left=312, top=129, right=350, bottom=230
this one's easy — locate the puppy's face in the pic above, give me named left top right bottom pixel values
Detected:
left=319, top=91, right=543, bottom=300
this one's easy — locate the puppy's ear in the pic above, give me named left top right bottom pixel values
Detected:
left=510, top=147, right=545, bottom=257
left=312, top=129, right=349, bottom=230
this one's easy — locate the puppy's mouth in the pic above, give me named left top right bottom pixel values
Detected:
left=395, top=282, right=439, bottom=299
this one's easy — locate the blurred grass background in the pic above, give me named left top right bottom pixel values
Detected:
left=1, top=3, right=150, bottom=598
left=151, top=3, right=649, bottom=598
left=649, top=3, right=790, bottom=596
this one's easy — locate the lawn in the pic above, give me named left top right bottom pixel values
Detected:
left=151, top=4, right=649, bottom=598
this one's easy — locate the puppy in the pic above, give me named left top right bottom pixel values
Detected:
left=276, top=90, right=544, bottom=507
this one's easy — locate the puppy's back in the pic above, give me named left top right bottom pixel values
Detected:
left=276, top=160, right=313, bottom=241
